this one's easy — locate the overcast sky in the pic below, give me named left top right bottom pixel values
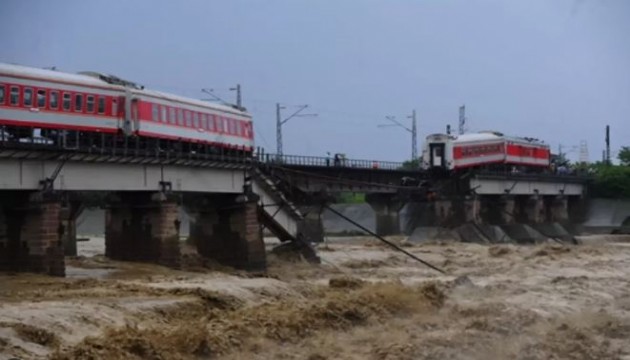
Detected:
left=1, top=0, right=628, bottom=162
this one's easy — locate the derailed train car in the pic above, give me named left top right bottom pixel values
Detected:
left=422, top=131, right=550, bottom=172
left=0, top=63, right=254, bottom=153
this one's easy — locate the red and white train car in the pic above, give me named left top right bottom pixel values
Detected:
left=0, top=63, right=254, bottom=151
left=422, top=131, right=550, bottom=171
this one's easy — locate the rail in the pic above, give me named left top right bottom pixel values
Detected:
left=258, top=153, right=405, bottom=171
left=0, top=129, right=408, bottom=172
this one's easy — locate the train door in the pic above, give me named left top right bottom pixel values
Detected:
left=120, top=90, right=138, bottom=135
left=429, top=143, right=446, bottom=168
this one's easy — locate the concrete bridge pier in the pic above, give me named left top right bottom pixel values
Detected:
left=464, top=196, right=482, bottom=224
left=547, top=196, right=569, bottom=222
left=568, top=196, right=588, bottom=223
left=477, top=195, right=517, bottom=224
left=500, top=196, right=517, bottom=224
left=0, top=192, right=65, bottom=276
left=401, top=201, right=437, bottom=234
left=434, top=199, right=457, bottom=227
left=298, top=205, right=324, bottom=243
left=187, top=194, right=266, bottom=271
left=366, top=194, right=404, bottom=236
left=105, top=192, right=181, bottom=268
left=60, top=201, right=84, bottom=257
left=520, top=195, right=546, bottom=224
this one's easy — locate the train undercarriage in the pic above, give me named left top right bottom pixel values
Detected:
left=0, top=125, right=253, bottom=160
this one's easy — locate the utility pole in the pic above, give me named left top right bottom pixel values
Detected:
left=276, top=103, right=317, bottom=156
left=229, top=84, right=242, bottom=109
left=408, top=109, right=418, bottom=160
left=605, top=125, right=611, bottom=165
left=458, top=105, right=466, bottom=135
left=579, top=140, right=589, bottom=164
left=378, top=110, right=418, bottom=160
left=202, top=85, right=242, bottom=109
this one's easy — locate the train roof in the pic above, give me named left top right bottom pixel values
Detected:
left=453, top=132, right=502, bottom=142
left=447, top=131, right=548, bottom=147
left=0, top=62, right=249, bottom=117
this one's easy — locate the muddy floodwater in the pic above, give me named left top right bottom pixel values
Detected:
left=2, top=235, right=630, bottom=359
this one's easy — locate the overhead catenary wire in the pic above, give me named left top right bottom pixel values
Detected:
left=324, top=204, right=446, bottom=274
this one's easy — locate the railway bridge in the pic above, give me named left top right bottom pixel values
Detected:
left=0, top=143, right=588, bottom=276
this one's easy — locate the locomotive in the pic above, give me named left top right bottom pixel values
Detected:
left=0, top=63, right=254, bottom=154
left=421, top=131, right=550, bottom=172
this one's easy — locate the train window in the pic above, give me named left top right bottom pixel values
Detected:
left=50, top=91, right=59, bottom=109
left=161, top=106, right=167, bottom=123
left=112, top=99, right=118, bottom=116
left=185, top=111, right=191, bottom=126
left=97, top=96, right=105, bottom=113
left=75, top=94, right=83, bottom=112
left=10, top=86, right=19, bottom=105
left=177, top=109, right=183, bottom=125
left=193, top=112, right=199, bottom=128
left=224, top=118, right=229, bottom=133
left=169, top=108, right=175, bottom=124
left=63, top=93, right=71, bottom=110
left=202, top=115, right=209, bottom=129
left=0, top=84, right=5, bottom=104
left=152, top=104, right=159, bottom=121
left=235, top=121, right=241, bottom=136
left=216, top=117, right=223, bottom=132
left=86, top=95, right=95, bottom=113
left=208, top=115, right=215, bottom=131
left=24, top=88, right=33, bottom=107
left=37, top=89, right=46, bottom=108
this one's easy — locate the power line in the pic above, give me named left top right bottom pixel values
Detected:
left=378, top=110, right=418, bottom=160
left=276, top=103, right=317, bottom=155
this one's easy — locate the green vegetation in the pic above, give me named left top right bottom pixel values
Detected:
left=590, top=162, right=630, bottom=198
left=337, top=192, right=365, bottom=204
left=618, top=146, right=630, bottom=166
left=400, top=158, right=420, bottom=170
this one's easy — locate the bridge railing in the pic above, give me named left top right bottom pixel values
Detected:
left=258, top=153, right=405, bottom=171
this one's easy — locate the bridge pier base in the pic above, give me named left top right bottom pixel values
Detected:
left=521, top=195, right=546, bottom=224
left=477, top=195, right=516, bottom=224
left=366, top=194, right=403, bottom=236
left=500, top=196, right=517, bottom=224
left=60, top=202, right=83, bottom=257
left=189, top=195, right=266, bottom=271
left=547, top=196, right=569, bottom=222
left=568, top=196, right=588, bottom=223
left=298, top=206, right=324, bottom=243
left=401, top=202, right=436, bottom=234
left=105, top=192, right=181, bottom=268
left=0, top=193, right=65, bottom=276
left=464, top=196, right=482, bottom=224
left=434, top=199, right=455, bottom=227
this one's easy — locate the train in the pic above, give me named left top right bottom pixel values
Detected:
left=421, top=131, right=551, bottom=172
left=0, top=63, right=254, bottom=154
